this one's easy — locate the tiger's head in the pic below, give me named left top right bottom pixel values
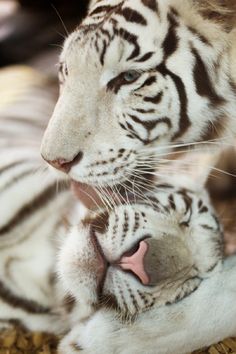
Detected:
left=58, top=181, right=223, bottom=321
left=41, top=0, right=236, bottom=201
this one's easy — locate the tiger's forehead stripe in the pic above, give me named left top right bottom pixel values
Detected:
left=141, top=0, right=159, bottom=13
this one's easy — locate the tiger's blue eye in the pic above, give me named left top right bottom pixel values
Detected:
left=123, top=70, right=140, bottom=82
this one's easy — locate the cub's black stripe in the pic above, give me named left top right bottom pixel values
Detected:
left=0, top=181, right=68, bottom=236
left=177, top=189, right=193, bottom=214
left=133, top=212, right=140, bottom=233
left=120, top=7, right=147, bottom=25
left=0, top=279, right=50, bottom=314
left=122, top=210, right=129, bottom=240
left=192, top=47, right=225, bottom=106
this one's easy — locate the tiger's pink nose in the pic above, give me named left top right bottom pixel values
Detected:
left=44, top=151, right=84, bottom=173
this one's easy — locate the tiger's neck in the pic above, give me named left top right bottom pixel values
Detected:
left=166, top=0, right=236, bottom=143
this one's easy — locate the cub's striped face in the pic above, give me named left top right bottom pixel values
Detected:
left=58, top=185, right=222, bottom=319
left=41, top=0, right=235, bottom=191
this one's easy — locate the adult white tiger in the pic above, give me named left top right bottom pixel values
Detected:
left=57, top=175, right=236, bottom=354
left=41, top=0, right=236, bottom=204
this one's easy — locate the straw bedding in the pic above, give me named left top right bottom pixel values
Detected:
left=0, top=327, right=236, bottom=354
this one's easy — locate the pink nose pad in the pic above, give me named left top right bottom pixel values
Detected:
left=45, top=151, right=84, bottom=173
left=119, top=241, right=149, bottom=285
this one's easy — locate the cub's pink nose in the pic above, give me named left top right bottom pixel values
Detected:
left=119, top=241, right=149, bottom=285
left=43, top=151, right=83, bottom=173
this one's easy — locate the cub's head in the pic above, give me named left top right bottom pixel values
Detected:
left=58, top=184, right=222, bottom=320
left=41, top=0, right=236, bottom=194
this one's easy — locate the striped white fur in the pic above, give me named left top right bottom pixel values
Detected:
left=1, top=67, right=236, bottom=353
left=0, top=67, right=71, bottom=331
left=57, top=175, right=236, bottom=354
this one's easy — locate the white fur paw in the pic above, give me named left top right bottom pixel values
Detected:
left=58, top=322, right=92, bottom=354
left=58, top=334, right=85, bottom=354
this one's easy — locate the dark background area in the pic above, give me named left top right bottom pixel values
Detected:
left=0, top=0, right=89, bottom=67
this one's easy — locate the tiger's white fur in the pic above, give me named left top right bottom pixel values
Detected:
left=0, top=67, right=71, bottom=331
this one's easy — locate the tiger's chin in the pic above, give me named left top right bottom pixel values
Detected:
left=70, top=181, right=138, bottom=210
left=70, top=172, right=155, bottom=210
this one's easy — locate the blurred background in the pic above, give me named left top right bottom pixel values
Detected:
left=0, top=0, right=88, bottom=74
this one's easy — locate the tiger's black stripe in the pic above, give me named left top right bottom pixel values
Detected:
left=141, top=0, right=158, bottom=13
left=90, top=4, right=120, bottom=16
left=0, top=168, right=36, bottom=193
left=135, top=52, right=154, bottom=62
left=0, top=160, right=26, bottom=175
left=114, top=27, right=140, bottom=61
left=187, top=26, right=212, bottom=46
left=119, top=7, right=147, bottom=26
left=192, top=46, right=225, bottom=106
left=137, top=76, right=156, bottom=90
left=128, top=114, right=172, bottom=131
left=144, top=91, right=163, bottom=104
left=163, top=12, right=179, bottom=61
left=0, top=279, right=50, bottom=314
left=157, top=64, right=191, bottom=140
left=0, top=181, right=68, bottom=236
left=135, top=108, right=155, bottom=113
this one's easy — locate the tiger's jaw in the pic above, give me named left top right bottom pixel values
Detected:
left=70, top=167, right=157, bottom=209
left=71, top=181, right=135, bottom=209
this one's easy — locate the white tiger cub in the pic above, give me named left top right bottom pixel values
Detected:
left=57, top=175, right=236, bottom=354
